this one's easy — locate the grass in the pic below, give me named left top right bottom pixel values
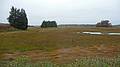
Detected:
left=0, top=27, right=120, bottom=66
left=0, top=27, right=20, bottom=32
left=0, top=56, right=120, bottom=67
left=0, top=27, right=120, bottom=52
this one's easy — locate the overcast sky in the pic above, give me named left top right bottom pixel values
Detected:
left=0, top=0, right=120, bottom=25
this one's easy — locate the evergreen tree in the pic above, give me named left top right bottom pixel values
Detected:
left=41, top=20, right=47, bottom=28
left=7, top=6, right=28, bottom=30
left=41, top=21, right=57, bottom=28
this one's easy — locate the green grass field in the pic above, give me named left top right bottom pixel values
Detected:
left=0, top=27, right=120, bottom=67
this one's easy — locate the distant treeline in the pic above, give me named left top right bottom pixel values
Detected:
left=1, top=6, right=119, bottom=30
left=58, top=24, right=96, bottom=28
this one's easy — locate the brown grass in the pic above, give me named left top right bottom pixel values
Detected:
left=0, top=27, right=120, bottom=63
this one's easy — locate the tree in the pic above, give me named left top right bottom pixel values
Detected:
left=96, top=20, right=112, bottom=27
left=7, top=6, right=28, bottom=30
left=41, top=20, right=57, bottom=28
left=41, top=20, right=47, bottom=28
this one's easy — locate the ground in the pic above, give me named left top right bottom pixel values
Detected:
left=0, top=27, right=120, bottom=63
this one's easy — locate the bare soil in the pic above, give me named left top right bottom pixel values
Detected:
left=2, top=45, right=120, bottom=63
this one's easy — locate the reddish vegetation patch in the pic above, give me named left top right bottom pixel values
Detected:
left=0, top=24, right=11, bottom=29
left=2, top=45, right=120, bottom=63
left=50, top=45, right=120, bottom=63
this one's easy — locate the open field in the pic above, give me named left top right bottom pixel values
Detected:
left=0, top=27, right=120, bottom=66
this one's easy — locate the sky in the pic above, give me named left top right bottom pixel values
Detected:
left=0, top=0, right=120, bottom=25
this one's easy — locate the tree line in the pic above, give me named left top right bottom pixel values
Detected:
left=7, top=6, right=57, bottom=30
left=7, top=6, right=112, bottom=30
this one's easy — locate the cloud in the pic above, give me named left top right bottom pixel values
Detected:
left=0, top=0, right=119, bottom=25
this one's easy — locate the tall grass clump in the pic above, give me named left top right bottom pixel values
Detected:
left=0, top=56, right=120, bottom=67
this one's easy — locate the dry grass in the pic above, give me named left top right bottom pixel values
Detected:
left=0, top=27, right=120, bottom=63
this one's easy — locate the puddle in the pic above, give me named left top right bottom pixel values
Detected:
left=78, top=32, right=120, bottom=36
left=82, top=32, right=102, bottom=35
left=108, top=33, right=120, bottom=35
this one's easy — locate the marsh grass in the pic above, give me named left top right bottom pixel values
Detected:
left=0, top=27, right=21, bottom=32
left=0, top=56, right=120, bottom=67
left=0, top=27, right=120, bottom=66
left=0, top=27, right=120, bottom=52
